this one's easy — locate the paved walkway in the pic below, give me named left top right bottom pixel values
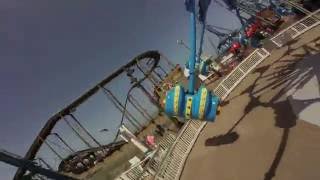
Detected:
left=287, top=53, right=320, bottom=127
left=181, top=26, right=320, bottom=180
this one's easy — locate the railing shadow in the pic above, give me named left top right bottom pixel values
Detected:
left=205, top=37, right=320, bottom=179
left=205, top=132, right=239, bottom=146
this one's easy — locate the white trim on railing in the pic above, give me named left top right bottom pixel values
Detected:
left=116, top=151, right=157, bottom=180
left=115, top=133, right=176, bottom=180
left=213, top=48, right=270, bottom=100
left=271, top=9, right=320, bottom=47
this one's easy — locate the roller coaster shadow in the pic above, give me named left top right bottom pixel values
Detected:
left=205, top=39, right=320, bottom=179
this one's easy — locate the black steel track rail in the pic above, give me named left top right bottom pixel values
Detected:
left=14, top=50, right=161, bottom=180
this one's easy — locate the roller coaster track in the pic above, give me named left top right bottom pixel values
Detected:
left=13, top=8, right=320, bottom=180
left=14, top=50, right=161, bottom=180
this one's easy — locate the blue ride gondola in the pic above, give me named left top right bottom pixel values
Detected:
left=164, top=0, right=220, bottom=122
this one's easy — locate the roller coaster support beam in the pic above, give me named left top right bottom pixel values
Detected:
left=37, top=157, right=53, bottom=170
left=39, top=136, right=64, bottom=161
left=62, top=116, right=93, bottom=148
left=69, top=114, right=102, bottom=147
left=50, top=133, right=75, bottom=153
left=128, top=96, right=151, bottom=121
left=0, top=149, right=77, bottom=180
left=100, top=86, right=143, bottom=130
left=129, top=94, right=153, bottom=120
left=14, top=51, right=161, bottom=180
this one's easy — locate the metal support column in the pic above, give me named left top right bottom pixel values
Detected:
left=128, top=95, right=152, bottom=121
left=69, top=114, right=102, bottom=147
left=62, top=116, right=93, bottom=148
left=50, top=133, right=75, bottom=153
left=38, top=137, right=64, bottom=161
left=0, top=149, right=77, bottom=180
left=99, top=86, right=143, bottom=130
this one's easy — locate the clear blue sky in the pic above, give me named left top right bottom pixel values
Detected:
left=0, top=0, right=240, bottom=179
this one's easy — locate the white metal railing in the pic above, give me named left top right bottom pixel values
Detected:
left=155, top=120, right=204, bottom=180
left=116, top=151, right=157, bottom=180
left=214, top=48, right=270, bottom=100
left=147, top=133, right=177, bottom=175
left=271, top=9, right=320, bottom=47
left=153, top=48, right=270, bottom=180
left=116, top=133, right=176, bottom=180
left=153, top=9, right=320, bottom=180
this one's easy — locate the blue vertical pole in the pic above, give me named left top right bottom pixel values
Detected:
left=188, top=0, right=197, bottom=95
left=198, top=22, right=205, bottom=63
left=235, top=7, right=245, bottom=26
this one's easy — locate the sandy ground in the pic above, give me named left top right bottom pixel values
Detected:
left=181, top=26, right=320, bottom=180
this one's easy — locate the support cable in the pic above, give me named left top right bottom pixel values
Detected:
left=61, top=116, right=93, bottom=148
left=69, top=114, right=102, bottom=147
left=99, top=86, right=143, bottom=130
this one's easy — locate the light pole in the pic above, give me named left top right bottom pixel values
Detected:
left=177, top=39, right=191, bottom=51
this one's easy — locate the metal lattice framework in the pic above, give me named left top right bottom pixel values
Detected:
left=13, top=50, right=166, bottom=180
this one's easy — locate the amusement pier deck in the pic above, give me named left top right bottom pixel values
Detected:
left=181, top=24, right=320, bottom=180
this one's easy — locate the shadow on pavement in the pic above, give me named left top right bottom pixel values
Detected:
left=205, top=37, right=320, bottom=179
left=205, top=132, right=239, bottom=146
